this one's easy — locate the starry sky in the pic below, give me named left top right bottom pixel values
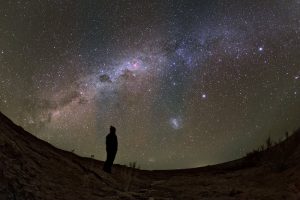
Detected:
left=0, top=0, right=299, bottom=169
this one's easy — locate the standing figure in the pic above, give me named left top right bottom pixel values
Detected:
left=103, top=126, right=118, bottom=173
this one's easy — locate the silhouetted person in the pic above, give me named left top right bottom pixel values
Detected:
left=103, top=126, right=118, bottom=173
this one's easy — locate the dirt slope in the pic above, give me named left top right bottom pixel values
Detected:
left=0, top=112, right=300, bottom=199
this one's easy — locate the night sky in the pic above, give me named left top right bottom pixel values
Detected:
left=0, top=0, right=299, bottom=169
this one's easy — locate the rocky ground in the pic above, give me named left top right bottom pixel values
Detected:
left=1, top=112, right=300, bottom=200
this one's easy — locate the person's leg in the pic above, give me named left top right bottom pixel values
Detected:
left=106, top=154, right=113, bottom=173
left=107, top=151, right=117, bottom=173
left=103, top=152, right=110, bottom=172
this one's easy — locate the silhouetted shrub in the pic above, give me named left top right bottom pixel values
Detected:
left=245, top=149, right=261, bottom=165
left=260, top=145, right=265, bottom=151
left=266, top=136, right=272, bottom=149
left=285, top=131, right=289, bottom=140
left=266, top=130, right=300, bottom=172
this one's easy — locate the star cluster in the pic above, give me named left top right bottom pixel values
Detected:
left=0, top=0, right=299, bottom=169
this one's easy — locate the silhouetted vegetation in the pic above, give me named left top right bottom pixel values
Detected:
left=266, top=136, right=272, bottom=148
left=285, top=131, right=289, bottom=140
left=246, top=129, right=300, bottom=172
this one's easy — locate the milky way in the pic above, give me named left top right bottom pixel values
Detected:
left=0, top=0, right=299, bottom=169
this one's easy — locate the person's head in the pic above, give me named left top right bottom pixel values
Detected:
left=110, top=126, right=116, bottom=134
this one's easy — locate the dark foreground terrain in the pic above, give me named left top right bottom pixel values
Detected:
left=0, top=112, right=300, bottom=200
